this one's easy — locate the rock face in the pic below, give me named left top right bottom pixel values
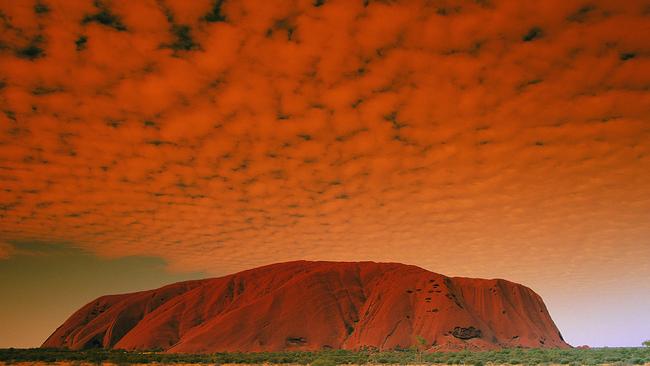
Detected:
left=42, top=261, right=569, bottom=352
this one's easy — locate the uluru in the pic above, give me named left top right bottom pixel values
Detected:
left=42, top=261, right=569, bottom=352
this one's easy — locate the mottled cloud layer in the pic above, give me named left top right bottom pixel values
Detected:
left=1, top=0, right=649, bottom=346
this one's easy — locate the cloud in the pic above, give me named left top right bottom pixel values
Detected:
left=0, top=0, right=648, bottom=286
left=0, top=241, right=13, bottom=259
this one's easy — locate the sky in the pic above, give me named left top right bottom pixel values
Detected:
left=0, top=0, right=649, bottom=349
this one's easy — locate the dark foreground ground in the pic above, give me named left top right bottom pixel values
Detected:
left=1, top=348, right=650, bottom=366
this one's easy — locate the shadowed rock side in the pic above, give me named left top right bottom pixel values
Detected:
left=42, top=261, right=570, bottom=352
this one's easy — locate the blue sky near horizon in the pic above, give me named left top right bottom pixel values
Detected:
left=0, top=241, right=205, bottom=348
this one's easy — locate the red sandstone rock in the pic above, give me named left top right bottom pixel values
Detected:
left=42, top=261, right=570, bottom=352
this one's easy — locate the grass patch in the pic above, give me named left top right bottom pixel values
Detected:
left=311, top=357, right=336, bottom=366
left=0, top=347, right=649, bottom=365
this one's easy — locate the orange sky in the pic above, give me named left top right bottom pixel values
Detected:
left=1, top=0, right=649, bottom=347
